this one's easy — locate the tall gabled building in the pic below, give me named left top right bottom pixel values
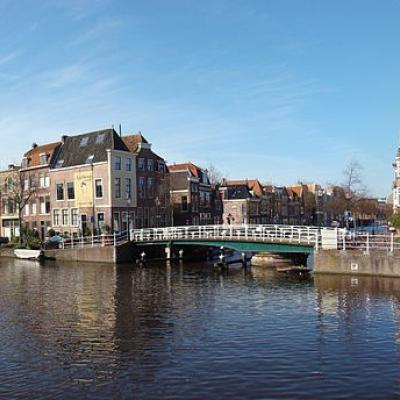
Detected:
left=122, top=132, right=171, bottom=228
left=49, top=128, right=136, bottom=236
left=168, top=162, right=214, bottom=226
left=20, top=141, right=61, bottom=239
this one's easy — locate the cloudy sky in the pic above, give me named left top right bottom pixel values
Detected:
left=0, top=0, right=399, bottom=196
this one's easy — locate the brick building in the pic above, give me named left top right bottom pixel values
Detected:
left=168, top=163, right=215, bottom=226
left=20, top=141, right=61, bottom=239
left=122, top=133, right=171, bottom=228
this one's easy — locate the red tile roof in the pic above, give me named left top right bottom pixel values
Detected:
left=168, top=163, right=202, bottom=178
left=23, top=142, right=61, bottom=168
left=122, top=133, right=148, bottom=153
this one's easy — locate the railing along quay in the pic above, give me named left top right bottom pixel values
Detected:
left=54, top=224, right=400, bottom=254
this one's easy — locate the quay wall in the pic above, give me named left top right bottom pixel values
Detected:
left=314, top=250, right=400, bottom=277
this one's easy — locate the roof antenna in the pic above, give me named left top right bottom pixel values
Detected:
left=119, top=124, right=122, bottom=137
left=112, top=124, right=114, bottom=130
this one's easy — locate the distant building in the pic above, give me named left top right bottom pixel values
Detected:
left=168, top=163, right=215, bottom=226
left=393, top=147, right=400, bottom=212
left=220, top=179, right=270, bottom=225
left=0, top=164, right=21, bottom=238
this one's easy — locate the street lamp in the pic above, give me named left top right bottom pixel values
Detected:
left=126, top=192, right=131, bottom=240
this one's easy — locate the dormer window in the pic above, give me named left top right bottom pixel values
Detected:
left=21, top=158, right=28, bottom=168
left=40, top=153, right=49, bottom=165
left=96, top=133, right=105, bottom=144
left=86, top=154, right=94, bottom=164
left=80, top=137, right=89, bottom=147
left=56, top=159, right=64, bottom=168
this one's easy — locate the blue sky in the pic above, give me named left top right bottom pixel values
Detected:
left=0, top=0, right=399, bottom=196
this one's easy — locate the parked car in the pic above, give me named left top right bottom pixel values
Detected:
left=0, top=237, right=9, bottom=245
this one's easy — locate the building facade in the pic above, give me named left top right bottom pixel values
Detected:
left=122, top=133, right=171, bottom=228
left=49, top=129, right=137, bottom=236
left=0, top=165, right=20, bottom=238
left=20, top=142, right=61, bottom=239
left=168, top=163, right=214, bottom=226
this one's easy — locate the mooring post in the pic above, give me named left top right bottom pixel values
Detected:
left=165, top=245, right=171, bottom=260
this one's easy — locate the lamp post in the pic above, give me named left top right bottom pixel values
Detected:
left=126, top=192, right=131, bottom=240
left=90, top=161, right=96, bottom=235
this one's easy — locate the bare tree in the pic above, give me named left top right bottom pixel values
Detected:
left=3, top=169, right=36, bottom=245
left=207, top=164, right=224, bottom=186
left=342, top=160, right=366, bottom=197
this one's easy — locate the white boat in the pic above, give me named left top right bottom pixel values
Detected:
left=14, top=249, right=44, bottom=260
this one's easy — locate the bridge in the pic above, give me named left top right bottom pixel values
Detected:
left=51, top=224, right=400, bottom=272
left=129, top=224, right=325, bottom=254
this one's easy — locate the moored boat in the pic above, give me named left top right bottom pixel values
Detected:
left=14, top=249, right=44, bottom=260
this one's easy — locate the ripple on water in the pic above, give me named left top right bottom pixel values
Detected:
left=0, top=259, right=400, bottom=399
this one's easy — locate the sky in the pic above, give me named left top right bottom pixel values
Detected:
left=0, top=0, right=399, bottom=196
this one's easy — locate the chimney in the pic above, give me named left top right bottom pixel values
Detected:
left=61, top=135, right=68, bottom=144
left=119, top=124, right=122, bottom=136
left=32, top=142, right=38, bottom=149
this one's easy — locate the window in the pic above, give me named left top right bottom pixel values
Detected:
left=24, top=204, right=29, bottom=216
left=158, top=162, right=165, bottom=173
left=125, top=178, right=131, bottom=200
left=147, top=177, right=154, bottom=198
left=24, top=178, right=29, bottom=191
left=53, top=209, right=60, bottom=226
left=40, top=197, right=46, bottom=214
left=62, top=209, right=69, bottom=226
left=115, top=177, right=121, bottom=198
left=56, top=159, right=64, bottom=168
left=147, top=159, right=153, bottom=172
left=71, top=208, right=79, bottom=226
left=21, top=158, right=28, bottom=168
left=96, top=133, right=105, bottom=144
left=126, top=158, right=132, bottom=172
left=56, top=183, right=64, bottom=200
left=40, top=154, right=48, bottom=165
left=31, top=201, right=37, bottom=215
left=45, top=196, right=50, bottom=214
left=113, top=156, right=121, bottom=170
left=80, top=137, right=89, bottom=147
left=95, top=179, right=103, bottom=198
left=30, top=175, right=37, bottom=189
left=139, top=177, right=145, bottom=198
left=85, top=154, right=94, bottom=164
left=181, top=196, right=188, bottom=211
left=67, top=182, right=75, bottom=200
left=44, top=175, right=50, bottom=187
left=138, top=158, right=145, bottom=170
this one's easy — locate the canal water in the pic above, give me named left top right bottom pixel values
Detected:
left=1, top=258, right=400, bottom=399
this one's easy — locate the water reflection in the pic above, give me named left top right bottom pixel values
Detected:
left=1, top=258, right=400, bottom=398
